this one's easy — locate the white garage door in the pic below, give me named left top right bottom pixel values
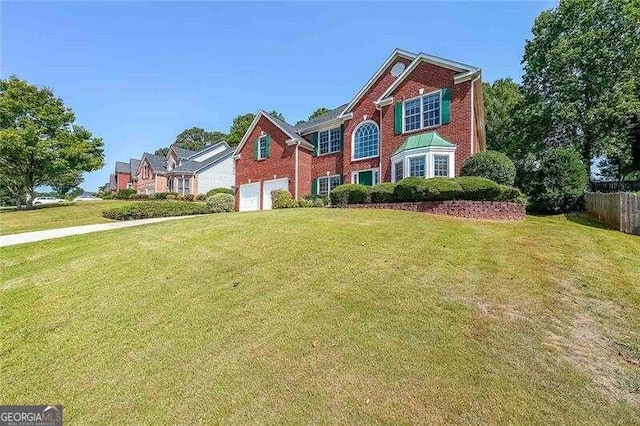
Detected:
left=262, top=178, right=289, bottom=210
left=239, top=183, right=260, bottom=212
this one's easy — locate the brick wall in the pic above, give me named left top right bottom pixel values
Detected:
left=116, top=172, right=131, bottom=190
left=343, top=201, right=525, bottom=221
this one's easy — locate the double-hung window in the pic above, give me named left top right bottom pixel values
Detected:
left=409, top=157, right=426, bottom=177
left=433, top=155, right=449, bottom=177
left=258, top=135, right=269, bottom=160
left=317, top=175, right=341, bottom=195
left=394, top=161, right=404, bottom=182
left=318, top=127, right=342, bottom=155
left=403, top=91, right=441, bottom=132
left=177, top=178, right=190, bottom=195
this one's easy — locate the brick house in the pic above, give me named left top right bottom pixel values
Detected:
left=112, top=158, right=141, bottom=194
left=233, top=48, right=486, bottom=211
left=136, top=142, right=235, bottom=195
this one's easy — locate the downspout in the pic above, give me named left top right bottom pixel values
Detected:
left=294, top=141, right=300, bottom=200
left=470, top=74, right=481, bottom=156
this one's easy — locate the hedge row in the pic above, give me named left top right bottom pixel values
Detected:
left=271, top=190, right=327, bottom=209
left=330, top=177, right=526, bottom=206
left=102, top=201, right=207, bottom=220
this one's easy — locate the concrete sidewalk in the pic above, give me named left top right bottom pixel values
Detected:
left=0, top=216, right=197, bottom=247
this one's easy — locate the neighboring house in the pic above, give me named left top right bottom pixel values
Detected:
left=114, top=158, right=141, bottom=192
left=233, top=48, right=486, bottom=211
left=136, top=142, right=235, bottom=195
left=108, top=174, right=117, bottom=194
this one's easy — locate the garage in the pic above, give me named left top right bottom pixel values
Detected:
left=238, top=182, right=260, bottom=212
left=262, top=178, right=289, bottom=210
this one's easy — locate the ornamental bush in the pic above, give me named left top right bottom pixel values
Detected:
left=115, top=188, right=136, bottom=199
left=206, top=193, right=235, bottom=213
left=455, top=176, right=502, bottom=201
left=183, top=194, right=195, bottom=202
left=523, top=148, right=588, bottom=213
left=371, top=183, right=396, bottom=203
left=154, top=192, right=168, bottom=200
left=206, top=187, right=233, bottom=196
left=128, top=193, right=150, bottom=200
left=330, top=184, right=372, bottom=205
left=271, top=190, right=297, bottom=209
left=196, top=194, right=207, bottom=201
left=166, top=194, right=177, bottom=200
left=461, top=150, right=517, bottom=186
left=102, top=201, right=208, bottom=220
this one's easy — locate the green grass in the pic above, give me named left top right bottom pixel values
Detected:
left=1, top=209, right=640, bottom=423
left=0, top=201, right=130, bottom=235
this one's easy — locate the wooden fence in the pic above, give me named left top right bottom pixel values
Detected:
left=585, top=192, right=640, bottom=235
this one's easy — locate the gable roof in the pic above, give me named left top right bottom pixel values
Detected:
left=393, top=131, right=456, bottom=156
left=109, top=174, right=116, bottom=190
left=139, top=152, right=167, bottom=174
left=168, top=146, right=197, bottom=160
left=295, top=103, right=349, bottom=134
left=115, top=161, right=130, bottom=174
left=339, top=48, right=418, bottom=118
left=168, top=146, right=235, bottom=174
left=376, top=53, right=480, bottom=104
left=186, top=141, right=230, bottom=160
left=129, top=158, right=140, bottom=180
left=233, top=110, right=313, bottom=156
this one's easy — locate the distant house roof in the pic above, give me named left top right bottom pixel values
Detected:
left=129, top=158, right=140, bottom=180
left=295, top=104, right=349, bottom=134
left=171, top=146, right=197, bottom=159
left=393, top=131, right=456, bottom=156
left=109, top=174, right=116, bottom=190
left=141, top=152, right=167, bottom=174
left=168, top=146, right=235, bottom=174
left=115, top=161, right=131, bottom=174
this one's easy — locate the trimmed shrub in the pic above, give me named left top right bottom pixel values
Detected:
left=206, top=187, right=233, bottom=196
left=115, top=188, right=136, bottom=199
left=497, top=185, right=527, bottom=205
left=393, top=177, right=463, bottom=202
left=271, top=190, right=297, bottom=209
left=154, top=192, right=168, bottom=200
left=461, top=150, right=517, bottom=186
left=455, top=176, right=502, bottom=201
left=330, top=184, right=372, bottom=205
left=196, top=194, right=207, bottom=201
left=183, top=194, right=195, bottom=202
left=523, top=148, right=588, bottom=213
left=167, top=192, right=179, bottom=198
left=166, top=194, right=177, bottom=200
left=206, top=193, right=234, bottom=213
left=393, top=177, right=429, bottom=202
left=371, top=183, right=396, bottom=203
left=128, top=193, right=150, bottom=200
left=312, top=197, right=326, bottom=208
left=298, top=199, right=315, bottom=208
left=102, top=201, right=208, bottom=220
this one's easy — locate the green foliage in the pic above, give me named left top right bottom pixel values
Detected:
left=128, top=193, right=150, bottom=200
left=205, top=193, right=234, bottom=213
left=166, top=194, right=177, bottom=200
left=455, top=177, right=502, bottom=201
left=183, top=194, right=195, bottom=202
left=329, top=184, right=372, bottom=205
left=206, top=187, right=233, bottom=196
left=154, top=192, right=168, bottom=200
left=522, top=148, right=589, bottom=213
left=483, top=79, right=524, bottom=156
left=196, top=194, right=207, bottom=201
left=271, top=190, right=297, bottom=209
left=461, top=151, right=517, bottom=186
left=371, top=183, right=396, bottom=203
left=66, top=187, right=84, bottom=200
left=51, top=172, right=83, bottom=198
left=227, top=113, right=255, bottom=146
left=154, top=127, right=227, bottom=156
left=308, top=107, right=330, bottom=120
left=521, top=0, right=640, bottom=178
left=268, top=110, right=286, bottom=122
left=0, top=76, right=104, bottom=209
left=390, top=176, right=524, bottom=204
left=102, top=201, right=208, bottom=220
left=115, top=188, right=136, bottom=199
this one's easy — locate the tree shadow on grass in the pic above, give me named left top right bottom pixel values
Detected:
left=564, top=212, right=613, bottom=230
left=0, top=203, right=76, bottom=214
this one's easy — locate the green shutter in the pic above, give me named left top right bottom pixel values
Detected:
left=339, top=124, right=344, bottom=151
left=265, top=135, right=271, bottom=158
left=394, top=102, right=403, bottom=135
left=441, top=88, right=451, bottom=124
left=253, top=138, right=259, bottom=160
left=311, top=178, right=317, bottom=195
left=311, top=132, right=319, bottom=156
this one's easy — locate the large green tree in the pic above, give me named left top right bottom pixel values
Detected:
left=521, top=0, right=640, bottom=178
left=483, top=79, right=523, bottom=156
left=0, top=76, right=104, bottom=209
left=308, top=107, right=330, bottom=120
left=50, top=171, right=83, bottom=198
left=226, top=113, right=255, bottom=146
left=155, top=127, right=227, bottom=156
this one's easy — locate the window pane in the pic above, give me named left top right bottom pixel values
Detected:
left=319, top=131, right=329, bottom=155
left=422, top=93, right=441, bottom=127
left=259, top=136, right=268, bottom=159
left=404, top=98, right=421, bottom=131
left=434, top=155, right=449, bottom=177
left=318, top=177, right=329, bottom=195
left=409, top=157, right=426, bottom=177
left=329, top=175, right=341, bottom=192
left=394, top=161, right=404, bottom=182
left=329, top=128, right=341, bottom=152
left=353, top=122, right=379, bottom=159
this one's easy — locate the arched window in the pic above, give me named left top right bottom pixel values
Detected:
left=352, top=121, right=379, bottom=160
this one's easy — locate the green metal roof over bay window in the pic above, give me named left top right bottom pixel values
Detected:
left=393, top=131, right=456, bottom=156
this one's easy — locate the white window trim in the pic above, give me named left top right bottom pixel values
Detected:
left=316, top=174, right=341, bottom=195
left=402, top=89, right=443, bottom=134
left=351, top=120, right=380, bottom=161
left=351, top=168, right=380, bottom=185
left=177, top=177, right=190, bottom=195
left=433, top=154, right=450, bottom=177
left=258, top=135, right=269, bottom=160
left=407, top=155, right=427, bottom=178
left=391, top=148, right=456, bottom=182
left=317, top=127, right=342, bottom=157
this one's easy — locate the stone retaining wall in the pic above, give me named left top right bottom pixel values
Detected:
left=342, top=200, right=526, bottom=221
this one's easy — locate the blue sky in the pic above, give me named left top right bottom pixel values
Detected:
left=2, top=1, right=555, bottom=191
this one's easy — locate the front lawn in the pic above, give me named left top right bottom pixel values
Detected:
left=1, top=209, right=639, bottom=423
left=0, top=200, right=129, bottom=235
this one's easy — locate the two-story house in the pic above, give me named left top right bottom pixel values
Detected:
left=112, top=158, right=141, bottom=194
left=136, top=141, right=235, bottom=195
left=233, top=48, right=486, bottom=211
